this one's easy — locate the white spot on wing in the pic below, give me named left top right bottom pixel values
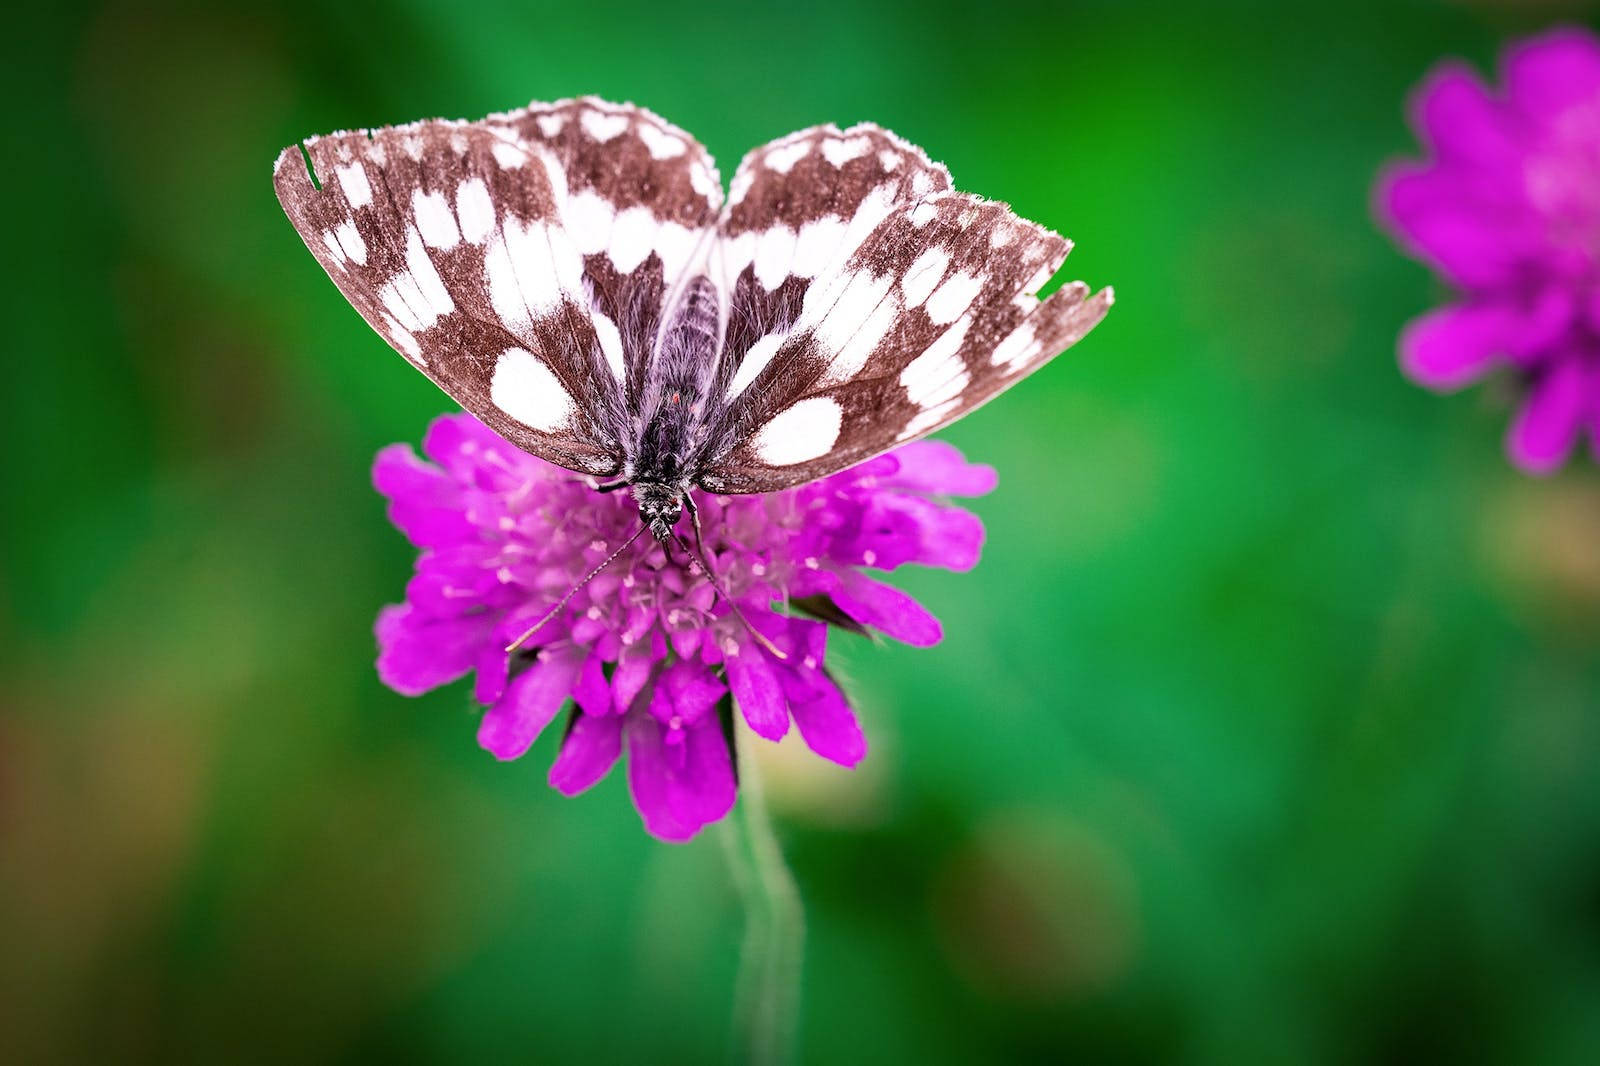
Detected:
left=384, top=315, right=424, bottom=364
left=654, top=221, right=696, bottom=282
left=546, top=225, right=586, bottom=297
left=581, top=110, right=629, bottom=142
left=900, top=316, right=972, bottom=406
left=404, top=227, right=455, bottom=318
left=567, top=191, right=616, bottom=256
left=925, top=270, right=984, bottom=326
left=754, top=225, right=797, bottom=291
left=821, top=136, right=871, bottom=167
left=901, top=248, right=949, bottom=308
left=765, top=140, right=810, bottom=174
left=751, top=397, right=843, bottom=467
left=811, top=270, right=896, bottom=386
left=608, top=206, right=657, bottom=273
left=488, top=218, right=569, bottom=339
left=333, top=220, right=366, bottom=264
left=990, top=320, right=1038, bottom=369
left=908, top=201, right=938, bottom=228
left=378, top=279, right=423, bottom=333
left=719, top=231, right=757, bottom=284
left=592, top=312, right=626, bottom=381
left=878, top=148, right=901, bottom=171
left=455, top=179, right=495, bottom=244
left=491, top=348, right=574, bottom=431
left=321, top=230, right=347, bottom=266
left=726, top=331, right=788, bottom=398
left=791, top=217, right=846, bottom=279
left=484, top=234, right=530, bottom=341
left=412, top=189, right=461, bottom=250
left=728, top=168, right=755, bottom=207
left=841, top=184, right=899, bottom=257
left=492, top=139, right=529, bottom=169
left=335, top=162, right=372, bottom=208
left=536, top=114, right=566, bottom=138
left=688, top=163, right=717, bottom=202
left=638, top=123, right=686, bottom=159
left=904, top=398, right=961, bottom=437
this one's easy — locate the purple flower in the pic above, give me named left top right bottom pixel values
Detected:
left=372, top=413, right=994, bottom=842
left=1376, top=27, right=1600, bottom=473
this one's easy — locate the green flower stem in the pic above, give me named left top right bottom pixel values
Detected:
left=721, top=722, right=804, bottom=1066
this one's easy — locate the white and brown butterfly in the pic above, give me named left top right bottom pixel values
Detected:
left=275, top=97, right=1112, bottom=544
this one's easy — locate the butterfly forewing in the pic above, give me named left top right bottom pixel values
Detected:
left=501, top=99, right=724, bottom=408
left=695, top=129, right=1112, bottom=493
left=703, top=124, right=952, bottom=408
left=274, top=98, right=722, bottom=477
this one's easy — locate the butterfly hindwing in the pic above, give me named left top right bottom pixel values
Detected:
left=274, top=98, right=722, bottom=476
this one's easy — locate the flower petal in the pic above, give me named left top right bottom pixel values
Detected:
left=727, top=643, right=789, bottom=741
left=831, top=571, right=943, bottom=647
left=668, top=662, right=726, bottom=724
left=1509, top=356, right=1589, bottom=474
left=1504, top=28, right=1600, bottom=121
left=570, top=650, right=611, bottom=717
left=881, top=440, right=998, bottom=497
left=1399, top=303, right=1515, bottom=390
left=375, top=604, right=493, bottom=696
left=789, top=674, right=866, bottom=768
left=548, top=710, right=624, bottom=795
left=423, top=413, right=524, bottom=485
left=611, top=642, right=658, bottom=714
left=1410, top=63, right=1519, bottom=169
left=859, top=495, right=986, bottom=572
left=1378, top=164, right=1533, bottom=289
left=372, top=445, right=477, bottom=548
left=627, top=714, right=736, bottom=842
left=477, top=643, right=587, bottom=760
left=474, top=643, right=510, bottom=705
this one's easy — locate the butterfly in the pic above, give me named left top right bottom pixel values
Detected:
left=275, top=97, right=1112, bottom=547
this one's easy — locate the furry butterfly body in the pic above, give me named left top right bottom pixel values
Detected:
left=275, top=97, right=1111, bottom=538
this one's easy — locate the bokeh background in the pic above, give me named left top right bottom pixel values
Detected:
left=7, top=0, right=1600, bottom=1062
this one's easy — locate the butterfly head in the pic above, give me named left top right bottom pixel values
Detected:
left=632, top=482, right=685, bottom=542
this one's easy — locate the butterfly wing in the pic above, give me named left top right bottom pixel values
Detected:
left=695, top=124, right=1111, bottom=494
left=274, top=97, right=722, bottom=476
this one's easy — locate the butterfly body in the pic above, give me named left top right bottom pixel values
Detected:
left=275, top=97, right=1112, bottom=540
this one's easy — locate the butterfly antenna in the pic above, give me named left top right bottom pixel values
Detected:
left=505, top=523, right=651, bottom=654
left=680, top=495, right=789, bottom=661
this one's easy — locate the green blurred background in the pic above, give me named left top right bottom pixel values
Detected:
left=7, top=0, right=1600, bottom=1062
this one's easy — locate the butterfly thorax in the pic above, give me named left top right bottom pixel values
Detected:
left=627, top=273, right=725, bottom=538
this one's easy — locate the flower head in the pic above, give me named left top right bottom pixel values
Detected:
left=372, top=413, right=995, bottom=841
left=1376, top=27, right=1600, bottom=472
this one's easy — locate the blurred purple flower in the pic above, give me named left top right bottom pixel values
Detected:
left=1376, top=27, right=1600, bottom=473
left=372, top=413, right=994, bottom=841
